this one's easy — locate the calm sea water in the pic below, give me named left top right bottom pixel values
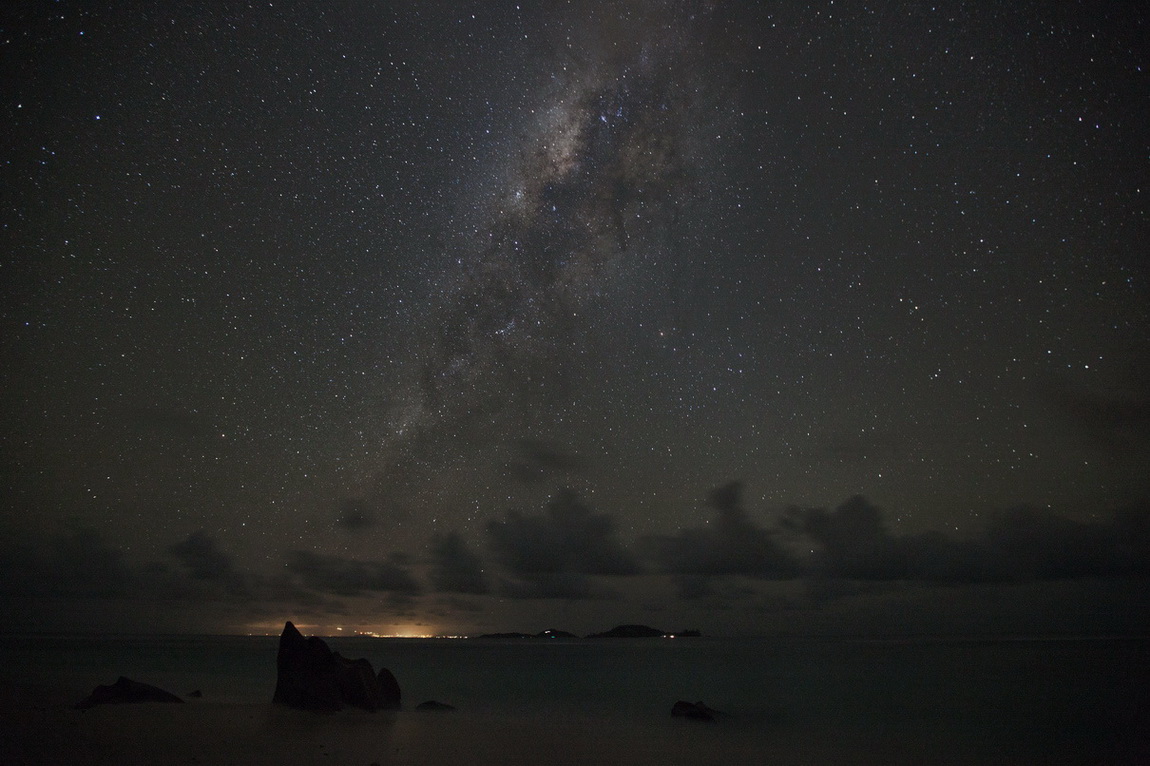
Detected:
left=2, top=634, right=1146, bottom=762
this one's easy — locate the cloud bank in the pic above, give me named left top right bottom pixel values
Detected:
left=4, top=484, right=1147, bottom=633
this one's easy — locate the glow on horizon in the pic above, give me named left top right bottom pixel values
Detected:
left=242, top=622, right=460, bottom=638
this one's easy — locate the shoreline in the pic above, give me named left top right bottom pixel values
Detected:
left=4, top=700, right=787, bottom=766
left=3, top=697, right=1106, bottom=766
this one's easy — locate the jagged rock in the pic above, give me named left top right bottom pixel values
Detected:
left=74, top=677, right=185, bottom=709
left=376, top=666, right=402, bottom=710
left=671, top=700, right=721, bottom=722
left=334, top=656, right=385, bottom=710
left=272, top=621, right=401, bottom=711
left=415, top=700, right=456, bottom=712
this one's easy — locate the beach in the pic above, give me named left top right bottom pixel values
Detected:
left=2, top=635, right=1146, bottom=765
left=1, top=697, right=1012, bottom=766
left=6, top=689, right=1146, bottom=765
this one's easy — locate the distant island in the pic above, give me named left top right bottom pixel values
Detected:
left=586, top=624, right=701, bottom=639
left=476, top=625, right=701, bottom=639
left=476, top=629, right=579, bottom=639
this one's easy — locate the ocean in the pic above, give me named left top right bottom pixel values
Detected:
left=2, top=633, right=1146, bottom=763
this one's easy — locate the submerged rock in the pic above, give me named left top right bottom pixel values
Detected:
left=74, top=677, right=185, bottom=709
left=415, top=700, right=456, bottom=712
left=272, top=621, right=401, bottom=711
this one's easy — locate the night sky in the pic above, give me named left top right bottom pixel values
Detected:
left=3, top=1, right=1148, bottom=636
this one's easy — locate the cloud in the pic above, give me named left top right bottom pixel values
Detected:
left=784, top=495, right=930, bottom=581
left=1037, top=377, right=1150, bottom=453
left=644, top=481, right=800, bottom=579
left=508, top=439, right=582, bottom=484
left=785, top=496, right=1150, bottom=584
left=486, top=489, right=641, bottom=576
left=168, top=531, right=234, bottom=579
left=430, top=532, right=489, bottom=594
left=285, top=550, right=421, bottom=597
left=485, top=489, right=640, bottom=599
left=983, top=503, right=1150, bottom=580
left=0, top=524, right=413, bottom=631
left=0, top=526, right=137, bottom=599
left=335, top=498, right=376, bottom=531
left=496, top=571, right=621, bottom=600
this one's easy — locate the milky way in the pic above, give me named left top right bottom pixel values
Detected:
left=4, top=0, right=1146, bottom=637
left=378, top=2, right=728, bottom=495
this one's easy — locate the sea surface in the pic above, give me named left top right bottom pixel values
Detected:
left=2, top=633, right=1146, bottom=763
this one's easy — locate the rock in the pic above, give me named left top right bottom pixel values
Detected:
left=272, top=621, right=401, bottom=711
left=74, top=677, right=185, bottom=709
left=671, top=700, right=721, bottom=722
left=333, top=655, right=385, bottom=710
left=187, top=689, right=203, bottom=698
left=415, top=700, right=456, bottom=712
left=376, top=666, right=402, bottom=710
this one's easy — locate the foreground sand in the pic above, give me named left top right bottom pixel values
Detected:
left=5, top=701, right=773, bottom=766
left=1, top=698, right=1078, bottom=766
left=5, top=684, right=1141, bottom=765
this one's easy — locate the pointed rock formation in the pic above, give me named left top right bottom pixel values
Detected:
left=272, top=621, right=401, bottom=711
left=671, top=700, right=723, bottom=722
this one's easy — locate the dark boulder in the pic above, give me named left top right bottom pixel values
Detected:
left=415, top=700, right=456, bottom=712
left=671, top=700, right=721, bottom=722
left=376, top=666, right=402, bottom=710
left=272, top=621, right=401, bottom=711
left=75, top=677, right=185, bottom=709
left=334, top=656, right=386, bottom=711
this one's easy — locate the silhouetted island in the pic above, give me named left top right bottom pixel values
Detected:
left=476, top=629, right=579, bottom=639
left=586, top=625, right=701, bottom=638
left=477, top=625, right=702, bottom=639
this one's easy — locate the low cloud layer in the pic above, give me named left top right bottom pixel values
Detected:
left=3, top=483, right=1147, bottom=633
left=285, top=550, right=421, bottom=597
left=487, top=489, right=641, bottom=577
left=168, top=531, right=248, bottom=594
left=430, top=532, right=489, bottom=594
left=485, top=489, right=641, bottom=599
left=508, top=439, right=583, bottom=485
left=644, top=481, right=800, bottom=580
left=785, top=496, right=1150, bottom=584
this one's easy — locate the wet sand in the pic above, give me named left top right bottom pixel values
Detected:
left=1, top=697, right=1073, bottom=766
left=5, top=677, right=1145, bottom=765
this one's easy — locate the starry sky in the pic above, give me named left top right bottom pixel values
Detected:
left=2, top=0, right=1148, bottom=637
